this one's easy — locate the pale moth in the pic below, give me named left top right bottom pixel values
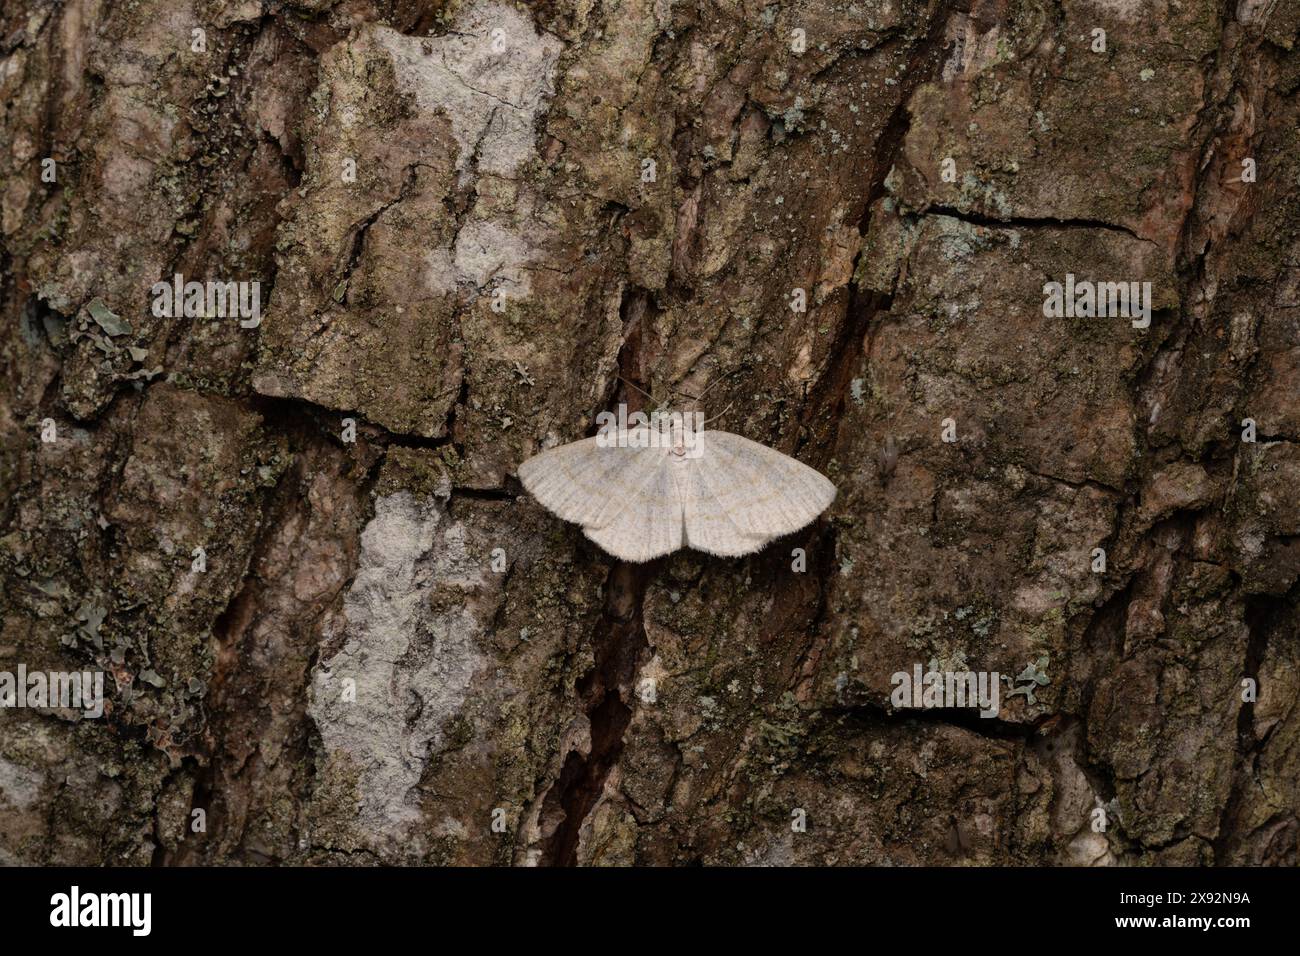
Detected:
left=518, top=400, right=836, bottom=563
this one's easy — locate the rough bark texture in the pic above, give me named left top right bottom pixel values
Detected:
left=2, top=0, right=1299, bottom=866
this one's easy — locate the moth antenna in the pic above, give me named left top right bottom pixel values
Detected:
left=693, top=375, right=726, bottom=404
left=672, top=370, right=731, bottom=404
left=616, top=374, right=656, bottom=406
left=702, top=401, right=734, bottom=427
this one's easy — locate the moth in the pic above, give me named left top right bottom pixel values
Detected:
left=517, top=410, right=835, bottom=563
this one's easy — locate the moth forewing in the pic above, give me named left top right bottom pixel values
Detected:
left=517, top=416, right=834, bottom=562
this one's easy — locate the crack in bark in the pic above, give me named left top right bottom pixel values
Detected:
left=534, top=286, right=656, bottom=865
left=336, top=160, right=434, bottom=301
left=1213, top=586, right=1293, bottom=863
left=539, top=561, right=652, bottom=865
left=161, top=396, right=379, bottom=865
left=915, top=204, right=1153, bottom=244
left=796, top=0, right=959, bottom=466
left=828, top=699, right=1050, bottom=744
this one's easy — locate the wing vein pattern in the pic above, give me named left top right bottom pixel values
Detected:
left=518, top=428, right=836, bottom=562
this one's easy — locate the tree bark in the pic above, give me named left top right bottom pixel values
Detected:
left=1, top=0, right=1298, bottom=866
